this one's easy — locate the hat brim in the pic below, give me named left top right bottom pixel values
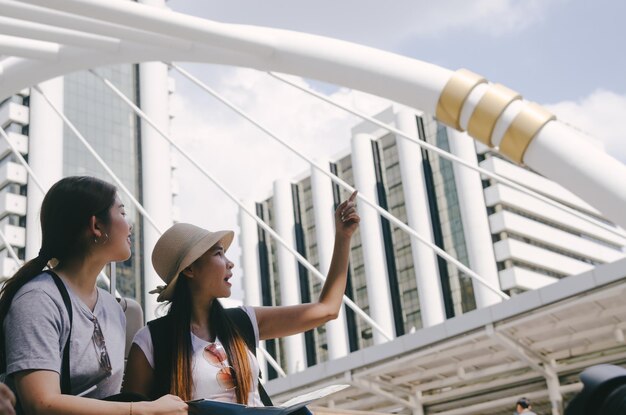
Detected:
left=156, top=230, right=234, bottom=302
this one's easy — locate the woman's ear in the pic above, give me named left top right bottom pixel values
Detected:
left=88, top=215, right=103, bottom=239
left=181, top=266, right=194, bottom=279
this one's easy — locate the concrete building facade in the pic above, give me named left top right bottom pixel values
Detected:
left=238, top=105, right=626, bottom=378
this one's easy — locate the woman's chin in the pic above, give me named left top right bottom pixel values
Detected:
left=111, top=248, right=131, bottom=263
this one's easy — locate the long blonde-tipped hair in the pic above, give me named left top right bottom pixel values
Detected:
left=168, top=276, right=253, bottom=403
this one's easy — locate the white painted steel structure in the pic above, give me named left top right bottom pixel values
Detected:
left=0, top=0, right=625, bottom=231
left=266, top=258, right=626, bottom=415
left=0, top=1, right=625, bottom=413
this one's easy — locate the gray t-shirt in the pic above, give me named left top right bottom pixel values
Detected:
left=4, top=272, right=126, bottom=398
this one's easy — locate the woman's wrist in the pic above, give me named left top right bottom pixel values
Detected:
left=335, top=231, right=352, bottom=243
left=131, top=401, right=150, bottom=415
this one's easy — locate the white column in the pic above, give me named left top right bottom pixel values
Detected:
left=239, top=199, right=262, bottom=308
left=310, top=159, right=349, bottom=360
left=238, top=199, right=266, bottom=377
left=137, top=0, right=172, bottom=319
left=26, top=78, right=64, bottom=260
left=447, top=128, right=501, bottom=307
left=395, top=109, right=446, bottom=327
left=273, top=179, right=306, bottom=373
left=351, top=134, right=395, bottom=344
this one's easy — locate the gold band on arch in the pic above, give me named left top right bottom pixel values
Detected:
left=436, top=69, right=486, bottom=131
left=499, top=102, right=555, bottom=164
left=467, top=84, right=521, bottom=147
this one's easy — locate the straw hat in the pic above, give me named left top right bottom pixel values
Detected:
left=150, top=223, right=234, bottom=302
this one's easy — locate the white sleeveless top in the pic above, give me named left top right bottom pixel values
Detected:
left=132, top=306, right=264, bottom=405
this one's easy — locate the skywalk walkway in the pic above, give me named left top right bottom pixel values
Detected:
left=267, top=258, right=626, bottom=415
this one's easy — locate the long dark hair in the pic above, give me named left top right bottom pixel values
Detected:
left=0, top=176, right=117, bottom=371
left=167, top=276, right=253, bottom=403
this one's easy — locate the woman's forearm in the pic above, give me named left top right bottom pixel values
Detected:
left=318, top=233, right=352, bottom=316
left=28, top=395, right=134, bottom=415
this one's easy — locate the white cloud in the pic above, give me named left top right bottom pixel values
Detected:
left=545, top=90, right=626, bottom=163
left=415, top=0, right=568, bottom=37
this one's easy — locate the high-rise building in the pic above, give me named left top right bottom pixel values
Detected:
left=0, top=60, right=175, bottom=318
left=238, top=105, right=626, bottom=377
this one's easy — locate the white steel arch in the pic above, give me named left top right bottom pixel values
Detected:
left=1, top=0, right=625, bottom=231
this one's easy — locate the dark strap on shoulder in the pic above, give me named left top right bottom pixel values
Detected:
left=224, top=308, right=256, bottom=355
left=149, top=308, right=274, bottom=406
left=47, top=270, right=73, bottom=395
left=225, top=308, right=273, bottom=406
left=148, top=315, right=174, bottom=400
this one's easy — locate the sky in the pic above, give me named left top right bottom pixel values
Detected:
left=162, top=0, right=626, bottom=303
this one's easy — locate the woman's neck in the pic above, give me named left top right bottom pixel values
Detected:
left=54, top=256, right=107, bottom=310
left=190, top=296, right=215, bottom=341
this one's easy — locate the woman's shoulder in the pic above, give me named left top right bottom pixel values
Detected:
left=7, top=272, right=67, bottom=328
left=133, top=324, right=152, bottom=343
left=13, top=271, right=59, bottom=302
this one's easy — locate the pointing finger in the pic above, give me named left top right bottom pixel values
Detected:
left=348, top=190, right=358, bottom=202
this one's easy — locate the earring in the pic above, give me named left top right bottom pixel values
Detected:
left=94, top=232, right=110, bottom=245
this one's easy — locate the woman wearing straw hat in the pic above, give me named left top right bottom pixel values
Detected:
left=0, top=176, right=187, bottom=415
left=123, top=191, right=360, bottom=405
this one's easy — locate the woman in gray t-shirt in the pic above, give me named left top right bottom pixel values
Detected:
left=0, top=176, right=186, bottom=415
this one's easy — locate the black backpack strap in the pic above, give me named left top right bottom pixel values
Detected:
left=46, top=270, right=73, bottom=395
left=225, top=307, right=274, bottom=406
left=147, top=315, right=175, bottom=400
left=225, top=308, right=256, bottom=354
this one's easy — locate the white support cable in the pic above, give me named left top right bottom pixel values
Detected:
left=0, top=227, right=21, bottom=266
left=257, top=345, right=287, bottom=378
left=170, top=63, right=509, bottom=301
left=0, top=126, right=46, bottom=192
left=268, top=72, right=626, bottom=241
left=90, top=68, right=395, bottom=342
left=32, top=85, right=165, bottom=236
left=0, top=124, right=120, bottom=296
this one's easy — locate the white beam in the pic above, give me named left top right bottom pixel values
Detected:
left=432, top=383, right=581, bottom=415
left=486, top=324, right=548, bottom=377
left=350, top=379, right=414, bottom=409
left=2, top=0, right=625, bottom=232
left=0, top=0, right=191, bottom=50
left=21, top=0, right=275, bottom=57
left=0, top=34, right=59, bottom=60
left=0, top=16, right=120, bottom=51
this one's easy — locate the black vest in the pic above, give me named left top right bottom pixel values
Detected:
left=147, top=308, right=273, bottom=405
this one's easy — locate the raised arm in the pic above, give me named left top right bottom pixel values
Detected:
left=254, top=191, right=360, bottom=340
